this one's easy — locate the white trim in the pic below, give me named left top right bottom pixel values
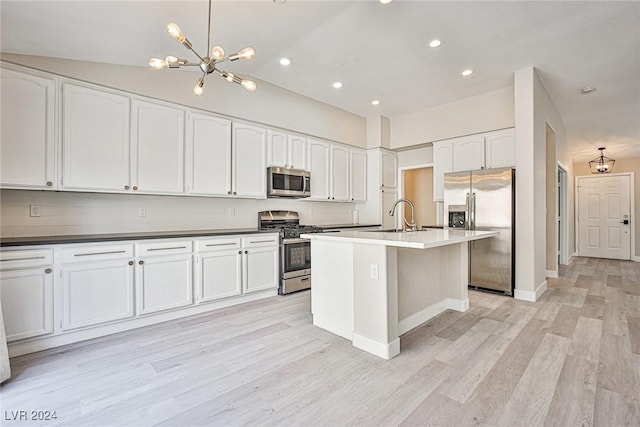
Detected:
left=557, top=164, right=569, bottom=266
left=397, top=162, right=434, bottom=224
left=398, top=298, right=468, bottom=335
left=546, top=270, right=558, bottom=279
left=633, top=256, right=640, bottom=263
left=514, top=280, right=547, bottom=302
left=352, top=333, right=400, bottom=360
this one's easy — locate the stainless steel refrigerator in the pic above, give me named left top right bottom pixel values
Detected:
left=444, top=167, right=515, bottom=295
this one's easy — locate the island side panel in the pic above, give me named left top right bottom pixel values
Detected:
left=310, top=240, right=354, bottom=340
left=352, top=244, right=400, bottom=360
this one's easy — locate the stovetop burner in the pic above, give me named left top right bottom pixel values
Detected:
left=258, top=210, right=323, bottom=238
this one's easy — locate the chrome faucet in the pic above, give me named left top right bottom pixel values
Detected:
left=389, top=198, right=418, bottom=231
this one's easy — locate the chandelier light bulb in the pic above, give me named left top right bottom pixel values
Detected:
left=231, top=47, right=255, bottom=61
left=148, top=57, right=169, bottom=70
left=193, top=79, right=205, bottom=96
left=225, top=72, right=235, bottom=83
left=241, top=79, right=257, bottom=92
left=211, top=46, right=225, bottom=60
left=166, top=23, right=186, bottom=43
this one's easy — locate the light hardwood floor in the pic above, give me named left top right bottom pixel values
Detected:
left=2, top=257, right=639, bottom=426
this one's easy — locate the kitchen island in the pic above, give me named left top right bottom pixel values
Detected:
left=301, top=229, right=497, bottom=359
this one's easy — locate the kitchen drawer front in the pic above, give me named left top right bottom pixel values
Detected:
left=137, top=240, right=193, bottom=257
left=0, top=249, right=53, bottom=270
left=242, top=234, right=279, bottom=248
left=63, top=244, right=134, bottom=263
left=197, top=237, right=241, bottom=252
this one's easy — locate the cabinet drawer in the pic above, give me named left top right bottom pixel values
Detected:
left=0, top=249, right=53, bottom=270
left=197, top=237, right=241, bottom=252
left=63, top=244, right=134, bottom=263
left=242, top=234, right=279, bottom=248
left=137, top=240, right=192, bottom=256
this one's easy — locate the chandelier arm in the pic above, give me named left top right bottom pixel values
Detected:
left=206, top=0, right=212, bottom=57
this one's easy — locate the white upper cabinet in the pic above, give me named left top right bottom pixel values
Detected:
left=186, top=112, right=232, bottom=196
left=131, top=99, right=184, bottom=194
left=485, top=128, right=516, bottom=169
left=381, top=150, right=398, bottom=189
left=0, top=66, right=57, bottom=190
left=288, top=134, right=308, bottom=170
left=433, top=141, right=453, bottom=201
left=308, top=139, right=330, bottom=200
left=232, top=122, right=266, bottom=198
left=62, top=83, right=131, bottom=192
left=266, top=130, right=308, bottom=170
left=330, top=145, right=350, bottom=201
left=350, top=148, right=367, bottom=202
left=452, top=135, right=486, bottom=172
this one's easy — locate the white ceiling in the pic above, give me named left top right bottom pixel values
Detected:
left=1, top=1, right=639, bottom=162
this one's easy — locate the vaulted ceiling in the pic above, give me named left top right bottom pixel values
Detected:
left=1, top=1, right=638, bottom=161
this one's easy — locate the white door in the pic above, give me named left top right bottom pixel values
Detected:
left=186, top=112, right=232, bottom=196
left=308, top=140, right=330, bottom=200
left=288, top=135, right=308, bottom=170
left=485, top=128, right=515, bottom=169
left=381, top=150, right=398, bottom=189
left=350, top=148, right=367, bottom=202
left=137, top=254, right=193, bottom=315
left=232, top=123, right=266, bottom=198
left=131, top=99, right=184, bottom=194
left=331, top=145, right=350, bottom=201
left=62, top=83, right=131, bottom=192
left=243, top=247, right=278, bottom=294
left=266, top=129, right=288, bottom=168
left=432, top=141, right=453, bottom=201
left=577, top=174, right=632, bottom=260
left=0, top=267, right=54, bottom=341
left=63, top=259, right=135, bottom=330
left=199, top=250, right=242, bottom=302
left=1, top=67, right=57, bottom=190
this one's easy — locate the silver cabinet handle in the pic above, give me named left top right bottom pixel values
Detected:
left=205, top=242, right=236, bottom=247
left=1, top=256, right=46, bottom=262
left=74, top=250, right=126, bottom=257
left=300, top=277, right=310, bottom=282
left=249, top=240, right=275, bottom=244
left=147, top=246, right=188, bottom=251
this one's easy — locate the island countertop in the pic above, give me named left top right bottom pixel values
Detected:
left=301, top=228, right=498, bottom=249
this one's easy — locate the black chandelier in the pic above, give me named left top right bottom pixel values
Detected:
left=589, top=147, right=615, bottom=174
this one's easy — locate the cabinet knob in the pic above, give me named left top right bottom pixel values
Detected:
left=227, top=190, right=232, bottom=195
left=128, top=261, right=134, bottom=266
left=138, top=260, right=144, bottom=265
left=244, top=250, right=248, bottom=254
left=233, top=192, right=237, bottom=195
left=133, top=186, right=138, bottom=191
left=124, top=185, right=130, bottom=190
left=327, top=197, right=330, bottom=200
left=44, top=268, right=52, bottom=274
left=332, top=197, right=335, bottom=200
left=238, top=250, right=242, bottom=254
left=46, top=181, right=53, bottom=187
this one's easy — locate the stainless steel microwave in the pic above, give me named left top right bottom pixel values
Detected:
left=267, top=167, right=311, bottom=198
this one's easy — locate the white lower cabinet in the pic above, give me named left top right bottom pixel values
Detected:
left=243, top=246, right=279, bottom=294
left=199, top=249, right=242, bottom=302
left=136, top=254, right=193, bottom=315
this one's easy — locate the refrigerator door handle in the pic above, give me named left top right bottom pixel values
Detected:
left=471, top=192, right=476, bottom=230
left=465, top=193, right=470, bottom=230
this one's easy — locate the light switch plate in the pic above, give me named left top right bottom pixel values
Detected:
left=370, top=264, right=379, bottom=279
left=138, top=207, right=147, bottom=217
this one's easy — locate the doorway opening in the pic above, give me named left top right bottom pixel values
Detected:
left=557, top=164, right=568, bottom=265
left=398, top=164, right=437, bottom=229
left=546, top=124, right=558, bottom=277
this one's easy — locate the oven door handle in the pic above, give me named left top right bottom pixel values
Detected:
left=282, top=238, right=310, bottom=244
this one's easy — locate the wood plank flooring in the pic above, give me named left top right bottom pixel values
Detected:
left=2, top=257, right=640, bottom=426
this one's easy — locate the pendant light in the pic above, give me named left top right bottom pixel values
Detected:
left=589, top=147, right=615, bottom=174
left=148, top=0, right=256, bottom=96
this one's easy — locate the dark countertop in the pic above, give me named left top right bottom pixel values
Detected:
left=315, top=224, right=381, bottom=230
left=0, top=228, right=277, bottom=247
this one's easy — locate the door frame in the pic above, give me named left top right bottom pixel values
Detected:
left=575, top=172, right=635, bottom=261
left=397, top=163, right=433, bottom=228
left=557, top=163, right=569, bottom=265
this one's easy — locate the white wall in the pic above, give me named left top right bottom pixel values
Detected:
left=0, top=53, right=366, bottom=147
left=0, top=190, right=358, bottom=237
left=390, top=86, right=515, bottom=149
left=397, top=146, right=433, bottom=167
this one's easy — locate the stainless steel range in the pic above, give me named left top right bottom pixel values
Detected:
left=258, top=210, right=322, bottom=295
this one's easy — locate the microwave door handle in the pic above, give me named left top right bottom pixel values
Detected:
left=303, top=176, right=308, bottom=195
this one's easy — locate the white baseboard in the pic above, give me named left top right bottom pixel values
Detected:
left=398, top=298, right=469, bottom=336
left=633, top=256, right=640, bottom=262
left=514, top=280, right=547, bottom=302
left=546, top=270, right=559, bottom=279
left=352, top=333, right=400, bottom=360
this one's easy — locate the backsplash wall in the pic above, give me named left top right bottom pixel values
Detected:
left=0, top=190, right=358, bottom=237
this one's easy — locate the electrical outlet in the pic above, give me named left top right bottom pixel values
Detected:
left=30, top=204, right=41, bottom=217
left=138, top=207, right=147, bottom=217
left=228, top=208, right=235, bottom=216
left=370, top=264, right=379, bottom=280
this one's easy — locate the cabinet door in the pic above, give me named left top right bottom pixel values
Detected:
left=232, top=123, right=266, bottom=198
left=243, top=247, right=278, bottom=294
left=288, top=135, right=308, bottom=170
left=452, top=135, right=485, bottom=172
left=330, top=145, right=350, bottom=201
left=198, top=250, right=242, bottom=302
left=0, top=67, right=56, bottom=190
left=308, top=140, right=330, bottom=200
left=0, top=267, right=53, bottom=341
left=350, top=148, right=367, bottom=202
left=381, top=150, right=397, bottom=189
left=433, top=141, right=453, bottom=201
left=63, top=259, right=134, bottom=330
left=137, top=254, right=193, bottom=315
left=63, top=83, right=131, bottom=192
left=485, top=128, right=516, bottom=169
left=266, top=130, right=288, bottom=168
left=186, top=112, right=232, bottom=196
left=131, top=100, right=184, bottom=194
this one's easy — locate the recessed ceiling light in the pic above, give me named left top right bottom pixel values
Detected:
left=333, top=81, right=343, bottom=89
left=581, top=86, right=597, bottom=94
left=428, top=39, right=442, bottom=48
left=279, top=57, right=292, bottom=66
left=371, top=100, right=380, bottom=106
left=379, top=0, right=393, bottom=4
left=461, top=69, right=473, bottom=77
